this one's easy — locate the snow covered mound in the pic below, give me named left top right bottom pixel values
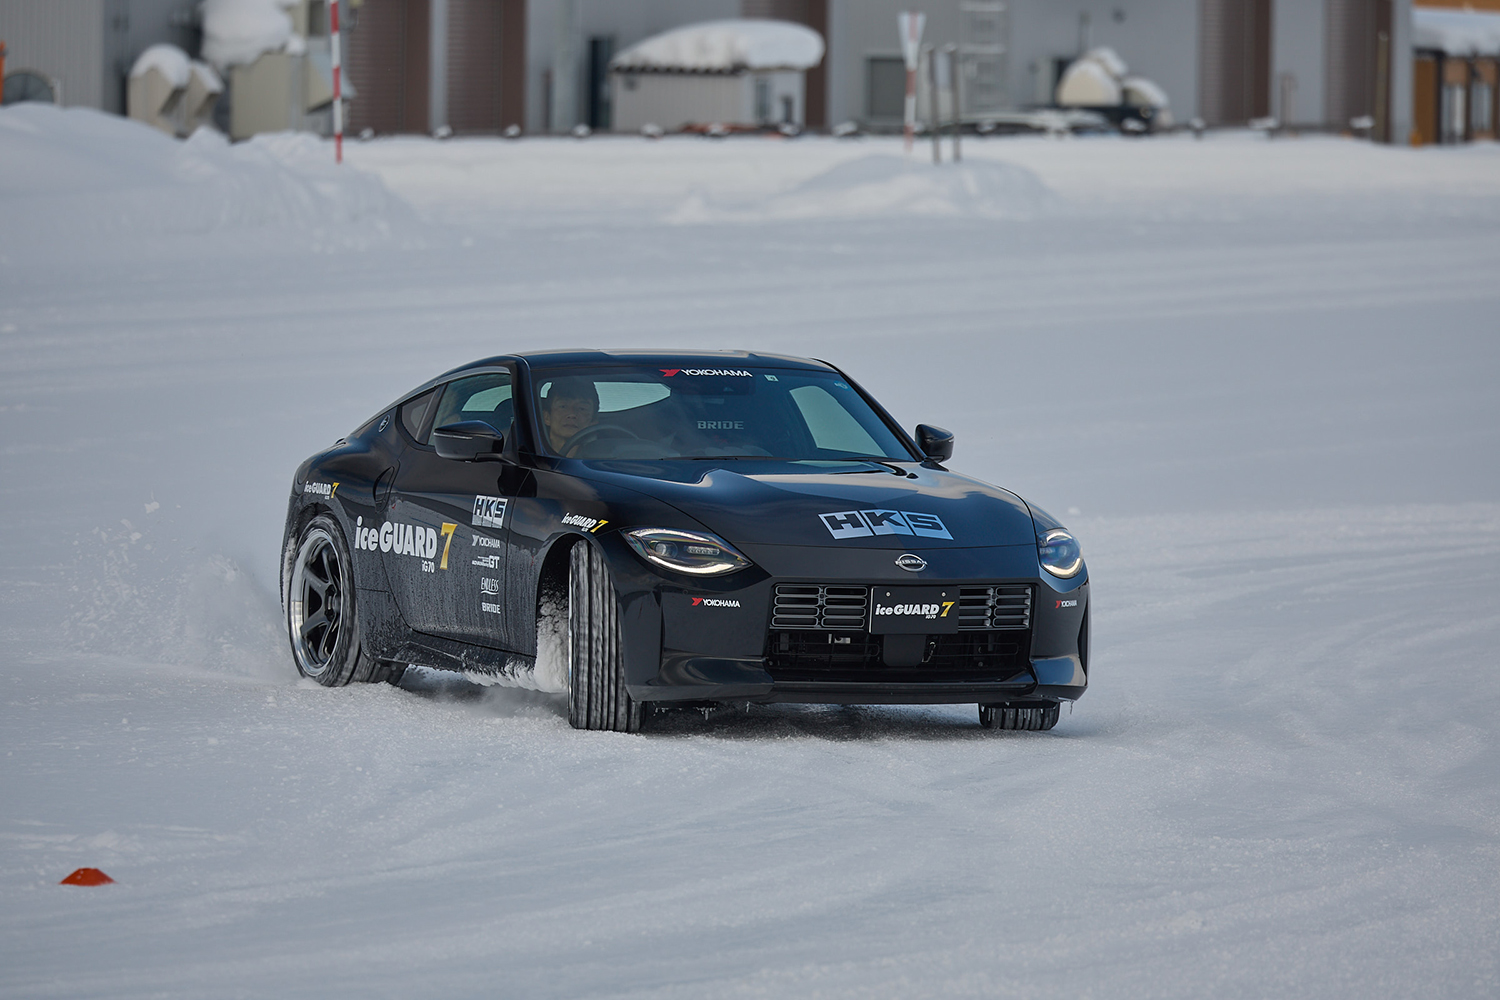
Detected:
left=0, top=103, right=406, bottom=251
left=670, top=153, right=1058, bottom=223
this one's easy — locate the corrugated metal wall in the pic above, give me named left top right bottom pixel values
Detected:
left=1199, top=0, right=1271, bottom=124
left=742, top=0, right=827, bottom=127
left=0, top=0, right=106, bottom=108
left=346, top=0, right=430, bottom=134
left=446, top=0, right=503, bottom=132
left=1325, top=0, right=1392, bottom=136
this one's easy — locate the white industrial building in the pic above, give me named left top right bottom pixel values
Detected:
left=10, top=0, right=1499, bottom=147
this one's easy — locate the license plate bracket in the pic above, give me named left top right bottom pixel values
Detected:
left=868, top=586, right=960, bottom=634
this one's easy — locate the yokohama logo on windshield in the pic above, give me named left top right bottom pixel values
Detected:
left=660, top=369, right=753, bottom=377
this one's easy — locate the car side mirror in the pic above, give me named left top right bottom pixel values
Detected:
left=915, top=424, right=954, bottom=462
left=433, top=421, right=505, bottom=462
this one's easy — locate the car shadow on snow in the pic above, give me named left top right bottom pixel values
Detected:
left=391, top=666, right=1084, bottom=740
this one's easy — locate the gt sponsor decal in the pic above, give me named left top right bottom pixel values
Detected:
left=355, top=517, right=458, bottom=573
left=302, top=481, right=338, bottom=497
left=697, top=420, right=744, bottom=430
left=818, top=509, right=953, bottom=541
left=660, top=368, right=753, bottom=377
left=1055, top=598, right=1078, bottom=609
left=471, top=554, right=501, bottom=569
left=690, top=597, right=741, bottom=608
left=873, top=601, right=954, bottom=619
left=561, top=513, right=609, bottom=533
left=472, top=495, right=507, bottom=530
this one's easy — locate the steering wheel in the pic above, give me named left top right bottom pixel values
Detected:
left=563, top=422, right=644, bottom=457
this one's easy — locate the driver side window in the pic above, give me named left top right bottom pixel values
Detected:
left=427, top=372, right=514, bottom=442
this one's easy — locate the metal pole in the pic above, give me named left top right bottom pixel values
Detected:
left=0, top=41, right=7, bottom=104
left=1375, top=31, right=1390, bottom=143
left=926, top=45, right=940, bottom=164
left=899, top=12, right=925, bottom=155
left=330, top=0, right=344, bottom=163
left=946, top=43, right=961, bottom=162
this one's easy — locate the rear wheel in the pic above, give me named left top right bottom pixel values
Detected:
left=978, top=703, right=1060, bottom=731
left=567, top=543, right=643, bottom=732
left=284, top=514, right=394, bottom=686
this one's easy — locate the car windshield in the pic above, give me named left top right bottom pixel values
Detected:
left=530, top=366, right=915, bottom=462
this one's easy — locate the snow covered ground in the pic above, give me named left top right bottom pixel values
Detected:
left=2, top=105, right=1498, bottom=998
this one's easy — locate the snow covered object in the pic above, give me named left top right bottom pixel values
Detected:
left=609, top=20, right=825, bottom=133
left=1055, top=47, right=1173, bottom=132
left=281, top=352, right=1090, bottom=733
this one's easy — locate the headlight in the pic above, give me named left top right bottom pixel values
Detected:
left=624, top=528, right=753, bottom=576
left=1037, top=528, right=1083, bottom=579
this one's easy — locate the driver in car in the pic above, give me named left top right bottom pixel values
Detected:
left=542, top=377, right=600, bottom=455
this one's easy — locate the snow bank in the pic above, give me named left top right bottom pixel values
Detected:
left=669, top=153, right=1057, bottom=223
left=199, top=0, right=296, bottom=72
left=611, top=18, right=825, bottom=73
left=129, top=44, right=191, bottom=87
left=1414, top=7, right=1500, bottom=56
left=0, top=103, right=407, bottom=249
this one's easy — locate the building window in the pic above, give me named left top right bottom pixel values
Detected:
left=1441, top=83, right=1466, bottom=142
left=1471, top=79, right=1493, bottom=135
left=755, top=76, right=771, bottom=122
left=866, top=56, right=905, bottom=120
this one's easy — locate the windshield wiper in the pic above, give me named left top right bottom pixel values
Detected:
left=825, top=456, right=914, bottom=476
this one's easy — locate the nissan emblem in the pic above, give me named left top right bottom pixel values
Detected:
left=895, top=553, right=927, bottom=572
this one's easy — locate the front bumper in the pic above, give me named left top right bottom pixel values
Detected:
left=619, top=543, right=1090, bottom=706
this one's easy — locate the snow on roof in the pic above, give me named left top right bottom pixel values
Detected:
left=199, top=0, right=296, bottom=72
left=1413, top=7, right=1500, bottom=56
left=610, top=19, right=824, bottom=73
left=190, top=61, right=224, bottom=95
left=130, top=44, right=192, bottom=88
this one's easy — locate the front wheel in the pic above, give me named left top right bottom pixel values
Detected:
left=283, top=514, right=393, bottom=686
left=567, top=543, right=643, bottom=732
left=978, top=703, right=1060, bottom=731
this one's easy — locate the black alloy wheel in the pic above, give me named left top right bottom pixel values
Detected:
left=284, top=514, right=390, bottom=686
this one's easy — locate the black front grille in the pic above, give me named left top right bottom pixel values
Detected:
left=958, top=585, right=1032, bottom=630
left=765, top=629, right=1033, bottom=684
left=771, top=584, right=868, bottom=630
left=774, top=583, right=1032, bottom=632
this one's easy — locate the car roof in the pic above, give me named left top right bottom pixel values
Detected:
left=439, top=350, right=838, bottom=380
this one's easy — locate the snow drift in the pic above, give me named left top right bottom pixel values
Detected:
left=669, top=153, right=1057, bottom=223
left=0, top=103, right=406, bottom=250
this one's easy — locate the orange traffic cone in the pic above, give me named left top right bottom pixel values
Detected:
left=60, top=868, right=114, bottom=886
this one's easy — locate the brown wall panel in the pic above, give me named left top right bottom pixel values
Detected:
left=447, top=0, right=502, bottom=133
left=1411, top=55, right=1436, bottom=144
left=346, top=0, right=429, bottom=135
left=500, top=0, right=526, bottom=130
left=1198, top=0, right=1272, bottom=125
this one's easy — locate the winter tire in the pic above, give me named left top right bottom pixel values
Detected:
left=568, top=542, right=643, bottom=732
left=978, top=703, right=1060, bottom=731
left=284, top=514, right=391, bottom=686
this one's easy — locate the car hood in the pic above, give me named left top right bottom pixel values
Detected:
left=577, top=460, right=1038, bottom=548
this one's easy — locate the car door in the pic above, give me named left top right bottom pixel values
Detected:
left=381, top=370, right=516, bottom=648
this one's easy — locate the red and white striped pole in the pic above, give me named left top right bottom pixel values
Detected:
left=330, top=0, right=344, bottom=164
left=898, top=12, right=925, bottom=155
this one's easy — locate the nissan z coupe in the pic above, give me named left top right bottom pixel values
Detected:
left=281, top=352, right=1090, bottom=732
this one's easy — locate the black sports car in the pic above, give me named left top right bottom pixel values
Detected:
left=281, top=351, right=1089, bottom=732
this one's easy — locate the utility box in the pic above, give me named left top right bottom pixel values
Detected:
left=228, top=40, right=352, bottom=140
